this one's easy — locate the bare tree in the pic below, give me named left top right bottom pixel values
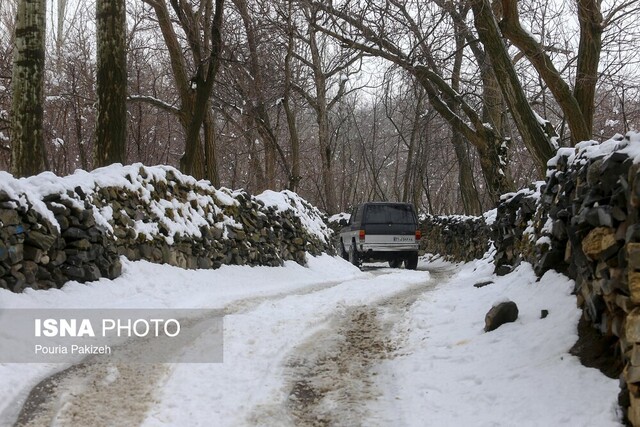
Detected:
left=228, top=0, right=294, bottom=190
left=280, top=0, right=302, bottom=191
left=292, top=3, right=362, bottom=213
left=136, top=0, right=224, bottom=182
left=305, top=0, right=519, bottom=201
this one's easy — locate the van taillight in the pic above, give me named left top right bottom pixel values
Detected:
left=415, top=230, right=422, bottom=240
left=359, top=230, right=365, bottom=240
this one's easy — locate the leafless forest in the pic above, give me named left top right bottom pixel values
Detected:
left=1, top=0, right=639, bottom=214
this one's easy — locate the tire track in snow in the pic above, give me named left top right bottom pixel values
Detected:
left=14, top=362, right=168, bottom=427
left=9, top=278, right=364, bottom=427
left=11, top=265, right=454, bottom=427
left=283, top=266, right=455, bottom=427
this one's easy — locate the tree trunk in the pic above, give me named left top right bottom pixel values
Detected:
left=204, top=108, right=219, bottom=186
left=499, top=0, right=591, bottom=144
left=318, top=105, right=337, bottom=213
left=476, top=131, right=515, bottom=203
left=141, top=0, right=222, bottom=180
left=452, top=133, right=483, bottom=215
left=95, top=0, right=127, bottom=168
left=574, top=0, right=603, bottom=136
left=401, top=110, right=418, bottom=204
left=471, top=0, right=556, bottom=176
left=282, top=99, right=301, bottom=192
left=246, top=123, right=266, bottom=193
left=11, top=0, right=47, bottom=177
left=179, top=0, right=224, bottom=178
left=308, top=22, right=337, bottom=213
left=283, top=2, right=301, bottom=192
left=54, top=0, right=67, bottom=72
left=452, top=22, right=483, bottom=215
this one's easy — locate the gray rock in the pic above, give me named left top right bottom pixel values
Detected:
left=484, top=301, right=519, bottom=332
left=0, top=209, right=20, bottom=226
left=62, top=227, right=89, bottom=240
left=23, top=245, right=45, bottom=263
left=473, top=280, right=493, bottom=288
left=25, top=230, right=56, bottom=251
left=8, top=245, right=23, bottom=264
left=61, top=265, right=86, bottom=280
left=83, top=265, right=102, bottom=281
left=22, top=261, right=38, bottom=283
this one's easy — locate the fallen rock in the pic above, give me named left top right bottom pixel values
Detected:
left=484, top=301, right=519, bottom=332
left=473, top=280, right=494, bottom=288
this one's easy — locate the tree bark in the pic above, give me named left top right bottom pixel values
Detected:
left=54, top=0, right=67, bottom=72
left=283, top=1, right=301, bottom=192
left=140, top=0, right=221, bottom=180
left=11, top=0, right=47, bottom=177
left=179, top=0, right=224, bottom=177
left=574, top=0, right=603, bottom=136
left=95, top=0, right=127, bottom=167
left=308, top=19, right=337, bottom=213
left=471, top=0, right=556, bottom=176
left=451, top=134, right=482, bottom=215
left=499, top=0, right=592, bottom=143
left=204, top=108, right=220, bottom=186
left=452, top=20, right=483, bottom=215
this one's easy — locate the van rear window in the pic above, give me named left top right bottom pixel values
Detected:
left=364, top=205, right=416, bottom=224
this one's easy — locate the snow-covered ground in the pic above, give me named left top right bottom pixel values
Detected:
left=0, top=254, right=622, bottom=426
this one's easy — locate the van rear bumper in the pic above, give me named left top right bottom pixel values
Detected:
left=359, top=243, right=419, bottom=252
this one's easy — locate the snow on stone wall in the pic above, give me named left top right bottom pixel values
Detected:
left=493, top=132, right=640, bottom=424
left=0, top=164, right=333, bottom=293
left=415, top=133, right=640, bottom=423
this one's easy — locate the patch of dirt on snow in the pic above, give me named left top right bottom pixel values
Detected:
left=10, top=279, right=351, bottom=427
left=281, top=265, right=455, bottom=426
left=285, top=306, right=393, bottom=427
left=14, top=362, right=168, bottom=427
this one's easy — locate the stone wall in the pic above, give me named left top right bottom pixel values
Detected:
left=491, top=133, right=640, bottom=424
left=0, top=164, right=332, bottom=293
left=419, top=214, right=491, bottom=262
left=413, top=133, right=640, bottom=424
left=492, top=183, right=550, bottom=276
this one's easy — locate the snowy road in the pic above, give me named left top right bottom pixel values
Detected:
left=281, top=267, right=454, bottom=426
left=0, top=255, right=623, bottom=426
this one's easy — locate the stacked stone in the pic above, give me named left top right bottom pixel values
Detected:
left=540, top=145, right=629, bottom=324
left=94, top=171, right=332, bottom=270
left=0, top=192, right=57, bottom=291
left=419, top=214, right=490, bottom=262
left=0, top=189, right=122, bottom=292
left=0, top=165, right=332, bottom=293
left=47, top=193, right=122, bottom=286
left=326, top=215, right=349, bottom=236
left=492, top=184, right=546, bottom=276
left=491, top=134, right=640, bottom=423
left=539, top=139, right=640, bottom=422
left=620, top=161, right=640, bottom=424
